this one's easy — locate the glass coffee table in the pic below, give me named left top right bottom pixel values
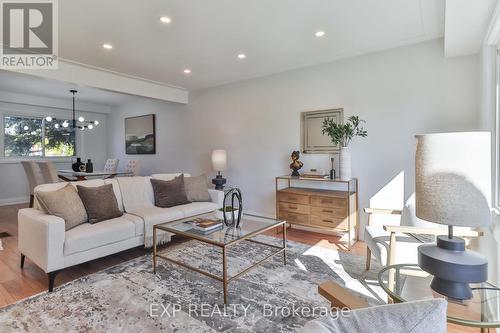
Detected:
left=379, top=264, right=500, bottom=332
left=153, top=212, right=286, bottom=304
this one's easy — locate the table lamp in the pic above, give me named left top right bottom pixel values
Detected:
left=211, top=149, right=227, bottom=190
left=415, top=132, right=492, bottom=300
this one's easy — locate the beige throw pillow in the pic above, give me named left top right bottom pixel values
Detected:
left=36, top=184, right=88, bottom=230
left=184, top=174, right=211, bottom=202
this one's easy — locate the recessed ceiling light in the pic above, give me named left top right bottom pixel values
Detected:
left=315, top=31, right=325, bottom=37
left=102, top=43, right=113, bottom=50
left=237, top=53, right=246, bottom=59
left=160, top=16, right=171, bottom=24
left=183, top=69, right=191, bottom=74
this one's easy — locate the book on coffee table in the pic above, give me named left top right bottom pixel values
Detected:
left=184, top=218, right=223, bottom=233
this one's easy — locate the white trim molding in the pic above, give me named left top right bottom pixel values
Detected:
left=0, top=196, right=29, bottom=206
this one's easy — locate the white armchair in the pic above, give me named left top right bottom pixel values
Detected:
left=364, top=194, right=482, bottom=270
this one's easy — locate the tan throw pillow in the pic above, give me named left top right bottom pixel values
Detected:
left=151, top=174, right=191, bottom=208
left=184, top=174, right=211, bottom=202
left=36, top=184, right=88, bottom=230
left=77, top=184, right=123, bottom=224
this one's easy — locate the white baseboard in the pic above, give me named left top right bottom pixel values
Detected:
left=0, top=196, right=29, bottom=206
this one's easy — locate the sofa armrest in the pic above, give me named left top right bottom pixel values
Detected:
left=208, top=189, right=224, bottom=208
left=18, top=208, right=65, bottom=273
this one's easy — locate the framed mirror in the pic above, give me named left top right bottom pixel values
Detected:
left=301, top=108, right=343, bottom=154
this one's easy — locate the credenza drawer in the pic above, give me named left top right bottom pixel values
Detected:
left=277, top=192, right=310, bottom=205
left=310, top=206, right=347, bottom=218
left=310, top=215, right=348, bottom=230
left=310, top=196, right=346, bottom=209
left=279, top=211, right=309, bottom=225
left=279, top=202, right=310, bottom=214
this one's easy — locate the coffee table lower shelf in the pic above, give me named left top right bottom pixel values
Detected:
left=153, top=221, right=287, bottom=304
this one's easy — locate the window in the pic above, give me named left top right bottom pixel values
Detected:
left=3, top=115, right=75, bottom=158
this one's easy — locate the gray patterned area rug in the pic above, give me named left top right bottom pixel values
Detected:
left=0, top=236, right=385, bottom=332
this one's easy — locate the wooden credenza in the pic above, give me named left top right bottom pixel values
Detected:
left=276, top=176, right=358, bottom=249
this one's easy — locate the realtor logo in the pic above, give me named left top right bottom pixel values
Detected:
left=1, top=0, right=58, bottom=68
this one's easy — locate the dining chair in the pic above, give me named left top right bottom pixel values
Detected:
left=125, top=159, right=139, bottom=176
left=103, top=159, right=119, bottom=173
left=21, top=161, right=44, bottom=208
left=37, top=161, right=60, bottom=184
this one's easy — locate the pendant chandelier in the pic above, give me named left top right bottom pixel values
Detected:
left=45, top=90, right=99, bottom=131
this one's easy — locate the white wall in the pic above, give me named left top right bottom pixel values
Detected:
left=107, top=97, right=190, bottom=176
left=181, top=39, right=480, bottom=237
left=0, top=97, right=108, bottom=205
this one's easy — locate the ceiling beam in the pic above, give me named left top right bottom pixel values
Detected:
left=4, top=59, right=189, bottom=104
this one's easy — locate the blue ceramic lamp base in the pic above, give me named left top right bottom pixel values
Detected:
left=418, top=232, right=488, bottom=300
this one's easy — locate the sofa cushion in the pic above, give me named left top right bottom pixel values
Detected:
left=36, top=184, right=88, bottom=231
left=117, top=176, right=154, bottom=212
left=77, top=184, right=123, bottom=224
left=364, top=225, right=421, bottom=266
left=151, top=173, right=191, bottom=181
left=104, top=178, right=124, bottom=212
left=300, top=299, right=447, bottom=333
left=64, top=216, right=136, bottom=255
left=176, top=202, right=219, bottom=217
left=122, top=213, right=144, bottom=236
left=33, top=179, right=105, bottom=211
left=128, top=206, right=184, bottom=226
left=184, top=174, right=211, bottom=202
left=151, top=175, right=191, bottom=208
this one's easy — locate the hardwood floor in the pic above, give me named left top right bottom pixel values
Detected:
left=0, top=204, right=475, bottom=332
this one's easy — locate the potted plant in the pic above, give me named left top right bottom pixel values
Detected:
left=216, top=206, right=240, bottom=221
left=321, top=115, right=367, bottom=180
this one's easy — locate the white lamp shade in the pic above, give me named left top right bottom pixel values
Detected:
left=415, top=132, right=492, bottom=227
left=211, top=149, right=227, bottom=172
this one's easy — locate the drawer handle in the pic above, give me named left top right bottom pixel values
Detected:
left=288, top=205, right=298, bottom=210
left=288, top=197, right=297, bottom=201
left=289, top=214, right=298, bottom=219
left=321, top=200, right=332, bottom=204
left=322, top=209, right=333, bottom=213
left=322, top=219, right=333, bottom=223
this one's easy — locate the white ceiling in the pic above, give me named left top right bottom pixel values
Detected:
left=0, top=70, right=135, bottom=106
left=59, top=0, right=445, bottom=91
left=444, top=0, right=497, bottom=57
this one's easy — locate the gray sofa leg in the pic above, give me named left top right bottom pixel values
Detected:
left=48, top=271, right=61, bottom=292
left=20, top=254, right=25, bottom=268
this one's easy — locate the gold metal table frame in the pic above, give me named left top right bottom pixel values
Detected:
left=153, top=216, right=287, bottom=304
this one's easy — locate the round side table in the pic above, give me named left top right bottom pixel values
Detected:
left=378, top=264, right=500, bottom=332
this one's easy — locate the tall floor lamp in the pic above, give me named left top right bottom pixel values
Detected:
left=415, top=131, right=492, bottom=300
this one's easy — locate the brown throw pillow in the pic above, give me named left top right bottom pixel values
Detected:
left=184, top=174, right=211, bottom=202
left=77, top=184, right=123, bottom=224
left=36, top=184, right=88, bottom=230
left=151, top=174, right=191, bottom=208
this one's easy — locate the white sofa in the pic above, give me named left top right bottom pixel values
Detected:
left=18, top=173, right=223, bottom=291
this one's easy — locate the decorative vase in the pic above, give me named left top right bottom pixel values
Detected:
left=85, top=159, right=93, bottom=173
left=72, top=157, right=84, bottom=172
left=339, top=146, right=351, bottom=180
left=216, top=209, right=240, bottom=221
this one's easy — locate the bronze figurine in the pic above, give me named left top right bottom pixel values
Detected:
left=290, top=151, right=303, bottom=177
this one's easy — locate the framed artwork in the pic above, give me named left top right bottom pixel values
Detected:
left=125, top=114, right=156, bottom=154
left=301, top=108, right=343, bottom=154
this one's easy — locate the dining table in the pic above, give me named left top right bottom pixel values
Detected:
left=57, top=170, right=133, bottom=181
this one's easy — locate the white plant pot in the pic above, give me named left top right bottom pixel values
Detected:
left=339, top=146, right=351, bottom=180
